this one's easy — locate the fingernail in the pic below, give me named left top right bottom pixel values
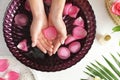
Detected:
left=51, top=45, right=54, bottom=48
left=53, top=51, right=57, bottom=54
left=61, top=41, right=64, bottom=44
left=49, top=53, right=53, bottom=56
left=32, top=42, right=36, bottom=47
left=53, top=52, right=56, bottom=54
left=44, top=50, right=47, bottom=54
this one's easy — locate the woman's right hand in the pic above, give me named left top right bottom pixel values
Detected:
left=29, top=0, right=53, bottom=54
left=30, top=17, right=53, bottom=54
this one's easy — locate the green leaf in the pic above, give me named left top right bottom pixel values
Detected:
left=84, top=71, right=94, bottom=78
left=103, top=56, right=120, bottom=77
left=111, top=54, right=120, bottom=68
left=91, top=63, right=113, bottom=80
left=86, top=66, right=105, bottom=79
left=119, top=40, right=120, bottom=46
left=112, top=25, right=120, bottom=32
left=84, top=54, right=120, bottom=80
left=96, top=61, right=118, bottom=80
left=118, top=52, right=120, bottom=57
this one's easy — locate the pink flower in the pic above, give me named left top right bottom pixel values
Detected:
left=112, top=0, right=120, bottom=15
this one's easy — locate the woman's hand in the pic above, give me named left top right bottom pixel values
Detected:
left=48, top=0, right=67, bottom=55
left=30, top=17, right=53, bottom=54
left=29, top=0, right=53, bottom=54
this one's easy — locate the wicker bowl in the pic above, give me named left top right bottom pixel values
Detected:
left=3, top=0, right=96, bottom=72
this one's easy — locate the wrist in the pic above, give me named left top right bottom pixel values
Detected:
left=49, top=0, right=66, bottom=17
left=49, top=11, right=62, bottom=19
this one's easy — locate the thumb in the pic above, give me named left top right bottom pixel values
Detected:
left=31, top=29, right=39, bottom=47
left=31, top=34, right=37, bottom=47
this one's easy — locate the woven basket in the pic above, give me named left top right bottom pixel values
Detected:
left=105, top=0, right=120, bottom=25
left=3, top=0, right=96, bottom=72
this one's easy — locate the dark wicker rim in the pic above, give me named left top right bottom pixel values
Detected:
left=3, top=0, right=96, bottom=72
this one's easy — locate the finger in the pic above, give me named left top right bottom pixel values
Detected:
left=37, top=41, right=47, bottom=54
left=30, top=27, right=38, bottom=47
left=31, top=34, right=38, bottom=47
left=44, top=39, right=53, bottom=48
left=30, top=21, right=42, bottom=47
left=47, top=51, right=53, bottom=56
left=39, top=37, right=53, bottom=52
left=38, top=34, right=53, bottom=51
left=53, top=39, right=61, bottom=54
left=39, top=35, right=53, bottom=48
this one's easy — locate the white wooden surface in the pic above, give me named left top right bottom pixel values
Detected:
left=0, top=0, right=120, bottom=80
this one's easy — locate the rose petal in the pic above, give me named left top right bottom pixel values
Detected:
left=57, top=47, right=70, bottom=60
left=68, top=41, right=81, bottom=53
left=68, top=5, right=80, bottom=18
left=14, top=14, right=28, bottom=26
left=73, top=17, right=84, bottom=27
left=44, top=0, right=52, bottom=6
left=25, top=0, right=31, bottom=11
left=17, top=39, right=28, bottom=52
left=72, top=27, right=87, bottom=39
left=0, top=59, right=9, bottom=72
left=5, top=71, right=20, bottom=80
left=0, top=78, right=5, bottom=80
left=63, top=3, right=72, bottom=15
left=65, top=35, right=76, bottom=45
left=43, top=26, right=57, bottom=40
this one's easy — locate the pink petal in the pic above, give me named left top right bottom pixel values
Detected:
left=57, top=47, right=70, bottom=60
left=44, top=0, right=52, bottom=6
left=65, top=35, right=76, bottom=45
left=63, top=3, right=72, bottom=15
left=43, top=26, right=57, bottom=40
left=73, top=17, right=84, bottom=27
left=68, top=5, right=80, bottom=18
left=72, top=27, right=87, bottom=39
left=68, top=41, right=81, bottom=53
left=14, top=14, right=28, bottom=26
left=5, top=71, right=20, bottom=80
left=17, top=39, right=28, bottom=52
left=0, top=78, right=5, bottom=80
left=111, top=2, right=120, bottom=15
left=0, top=59, right=9, bottom=72
left=25, top=0, right=31, bottom=11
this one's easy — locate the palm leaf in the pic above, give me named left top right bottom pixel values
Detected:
left=91, top=63, right=113, bottom=80
left=86, top=65, right=105, bottom=79
left=84, top=53, right=120, bottom=80
left=103, top=56, right=120, bottom=77
left=111, top=54, right=120, bottom=68
left=119, top=40, right=120, bottom=46
left=96, top=61, right=118, bottom=80
left=84, top=71, right=94, bottom=78
left=118, top=52, right=120, bottom=57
